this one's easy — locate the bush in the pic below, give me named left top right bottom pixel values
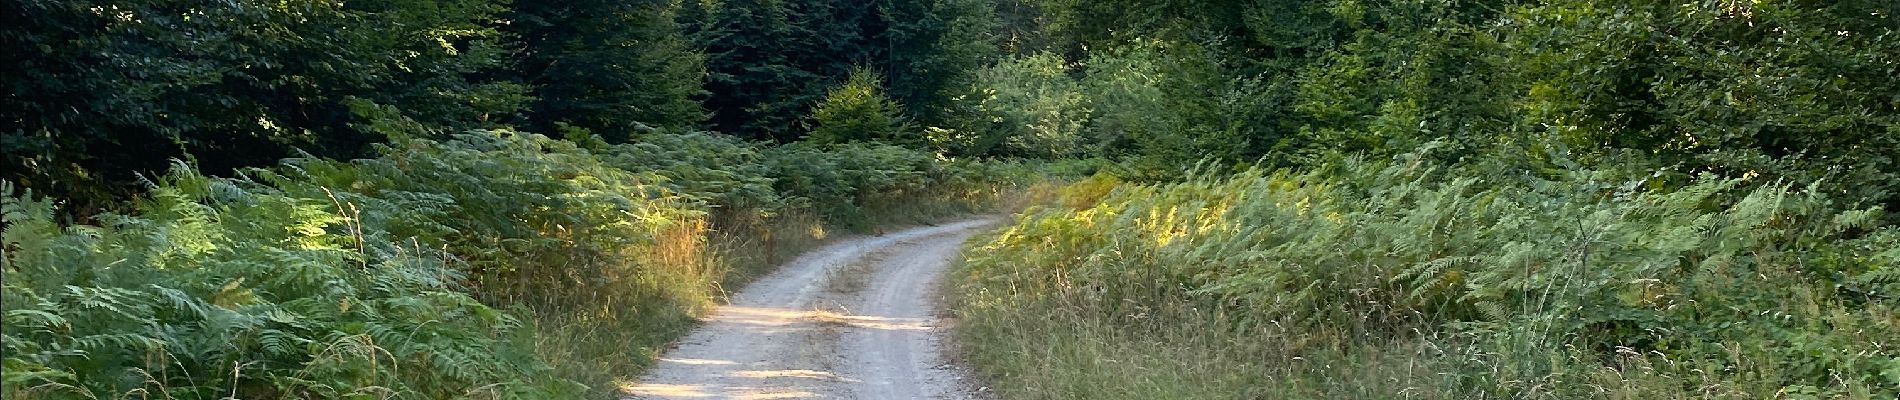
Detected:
left=807, top=68, right=913, bottom=147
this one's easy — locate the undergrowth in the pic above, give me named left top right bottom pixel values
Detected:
left=952, top=148, right=1899, bottom=399
left=2, top=130, right=1035, bottom=399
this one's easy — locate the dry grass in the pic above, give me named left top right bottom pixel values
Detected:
left=824, top=252, right=885, bottom=295
left=528, top=208, right=839, bottom=398
left=950, top=275, right=1474, bottom=400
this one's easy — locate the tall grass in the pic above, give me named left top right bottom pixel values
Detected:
left=951, top=150, right=1899, bottom=399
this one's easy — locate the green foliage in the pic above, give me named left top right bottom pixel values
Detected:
left=695, top=0, right=1002, bottom=141
left=1080, top=39, right=1273, bottom=178
left=603, top=132, right=780, bottom=211
left=941, top=52, right=1091, bottom=158
left=1508, top=0, right=1900, bottom=211
left=763, top=143, right=935, bottom=226
left=808, top=68, right=912, bottom=146
left=950, top=3, right=1899, bottom=397
left=697, top=0, right=823, bottom=141
left=4, top=0, right=1010, bottom=209
left=955, top=147, right=1900, bottom=398
left=885, top=0, right=1003, bottom=124
left=1291, top=0, right=1513, bottom=163
left=2, top=0, right=527, bottom=205
left=985, top=0, right=1896, bottom=208
left=2, top=172, right=577, bottom=399
left=507, top=0, right=708, bottom=140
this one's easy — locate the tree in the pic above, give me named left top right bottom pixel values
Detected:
left=808, top=68, right=911, bottom=146
left=507, top=0, right=707, bottom=142
left=1510, top=0, right=1900, bottom=209
left=944, top=52, right=1090, bottom=157
left=694, top=0, right=1002, bottom=141
left=885, top=0, right=1002, bottom=126
left=2, top=0, right=524, bottom=207
left=698, top=0, right=822, bottom=141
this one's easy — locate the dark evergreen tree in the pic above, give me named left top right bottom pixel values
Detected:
left=693, top=0, right=998, bottom=140
left=885, top=0, right=1001, bottom=126
left=790, top=0, right=885, bottom=79
left=507, top=0, right=707, bottom=142
left=698, top=0, right=822, bottom=141
left=677, top=0, right=715, bottom=41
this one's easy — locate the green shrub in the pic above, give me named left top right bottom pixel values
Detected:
left=808, top=68, right=913, bottom=147
left=941, top=52, right=1091, bottom=158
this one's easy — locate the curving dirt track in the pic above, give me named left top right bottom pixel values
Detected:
left=623, top=219, right=996, bottom=400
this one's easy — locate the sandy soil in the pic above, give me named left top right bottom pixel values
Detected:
left=623, top=219, right=997, bottom=400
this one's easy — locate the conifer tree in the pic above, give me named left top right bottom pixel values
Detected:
left=508, top=0, right=707, bottom=141
left=886, top=0, right=1002, bottom=125
left=694, top=0, right=1000, bottom=140
left=699, top=0, right=822, bottom=141
left=808, top=68, right=912, bottom=146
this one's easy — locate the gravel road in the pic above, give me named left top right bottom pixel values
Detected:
left=623, top=219, right=996, bottom=400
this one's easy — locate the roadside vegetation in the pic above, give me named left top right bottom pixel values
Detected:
left=956, top=157, right=1897, bottom=398
left=948, top=0, right=1899, bottom=399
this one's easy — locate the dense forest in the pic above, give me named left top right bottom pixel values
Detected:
left=3, top=0, right=1897, bottom=399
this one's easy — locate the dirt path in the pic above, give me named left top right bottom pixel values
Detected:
left=624, top=219, right=996, bottom=400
